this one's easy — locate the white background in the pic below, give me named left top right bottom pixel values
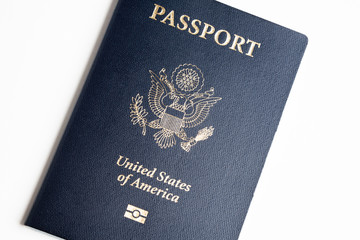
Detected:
left=0, top=0, right=359, bottom=239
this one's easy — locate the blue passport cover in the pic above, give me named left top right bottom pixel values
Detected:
left=25, top=0, right=307, bottom=239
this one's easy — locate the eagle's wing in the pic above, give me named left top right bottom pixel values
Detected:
left=183, top=97, right=221, bottom=128
left=148, top=70, right=169, bottom=118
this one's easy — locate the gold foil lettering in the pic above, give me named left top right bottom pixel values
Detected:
left=150, top=187, right=158, bottom=194
left=230, top=34, right=246, bottom=53
left=149, top=4, right=166, bottom=20
left=177, top=15, right=190, bottom=31
left=199, top=23, right=215, bottom=39
left=116, top=155, right=191, bottom=204
left=246, top=39, right=261, bottom=57
left=214, top=29, right=231, bottom=46
left=149, top=3, right=262, bottom=57
left=160, top=10, right=175, bottom=27
left=117, top=155, right=128, bottom=166
left=188, top=19, right=202, bottom=35
left=149, top=3, right=166, bottom=21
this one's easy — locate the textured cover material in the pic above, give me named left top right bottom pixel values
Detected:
left=25, top=0, right=307, bottom=239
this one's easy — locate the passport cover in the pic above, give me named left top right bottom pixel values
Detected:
left=25, top=0, right=308, bottom=239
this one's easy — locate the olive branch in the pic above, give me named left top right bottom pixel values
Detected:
left=130, top=94, right=148, bottom=136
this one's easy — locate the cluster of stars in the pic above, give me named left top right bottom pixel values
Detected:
left=176, top=68, right=199, bottom=92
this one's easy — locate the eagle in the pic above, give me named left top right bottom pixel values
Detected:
left=130, top=64, right=221, bottom=151
left=145, top=66, right=221, bottom=150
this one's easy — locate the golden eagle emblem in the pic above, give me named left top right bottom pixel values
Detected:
left=130, top=64, right=221, bottom=152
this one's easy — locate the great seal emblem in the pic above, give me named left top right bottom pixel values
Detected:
left=130, top=64, right=221, bottom=152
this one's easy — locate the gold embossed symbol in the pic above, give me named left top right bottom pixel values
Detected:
left=130, top=64, right=221, bottom=152
left=124, top=204, right=148, bottom=224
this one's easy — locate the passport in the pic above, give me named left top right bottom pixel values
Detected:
left=25, top=0, right=308, bottom=239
